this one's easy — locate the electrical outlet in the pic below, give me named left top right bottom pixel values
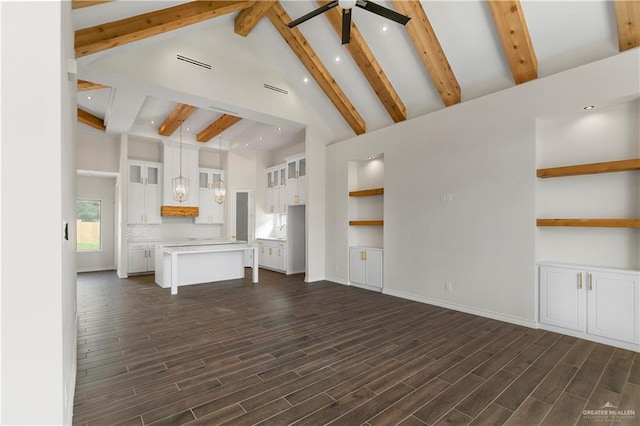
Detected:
left=445, top=281, right=453, bottom=292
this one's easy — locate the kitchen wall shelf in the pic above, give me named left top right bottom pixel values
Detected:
left=537, top=158, right=640, bottom=229
left=349, top=187, right=384, bottom=197
left=537, top=218, right=640, bottom=228
left=349, top=220, right=384, bottom=226
left=537, top=158, right=640, bottom=178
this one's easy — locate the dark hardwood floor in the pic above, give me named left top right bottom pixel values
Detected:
left=73, top=270, right=639, bottom=425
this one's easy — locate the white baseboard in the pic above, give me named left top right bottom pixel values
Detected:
left=304, top=275, right=326, bottom=283
left=324, top=276, right=348, bottom=285
left=77, top=266, right=116, bottom=273
left=383, top=288, right=538, bottom=329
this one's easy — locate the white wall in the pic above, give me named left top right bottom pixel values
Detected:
left=1, top=2, right=77, bottom=424
left=325, top=50, right=640, bottom=327
left=536, top=100, right=640, bottom=269
left=77, top=176, right=117, bottom=272
left=77, top=130, right=119, bottom=172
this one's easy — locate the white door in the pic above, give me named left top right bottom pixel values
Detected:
left=539, top=266, right=586, bottom=332
left=588, top=270, right=639, bottom=344
left=349, top=248, right=365, bottom=285
left=365, top=249, right=383, bottom=288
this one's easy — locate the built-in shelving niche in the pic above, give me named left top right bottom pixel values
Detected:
left=348, top=157, right=384, bottom=248
left=537, top=158, right=640, bottom=228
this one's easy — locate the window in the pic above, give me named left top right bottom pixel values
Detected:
left=77, top=200, right=101, bottom=251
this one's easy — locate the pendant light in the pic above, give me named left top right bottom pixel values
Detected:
left=213, top=134, right=226, bottom=204
left=172, top=120, right=189, bottom=203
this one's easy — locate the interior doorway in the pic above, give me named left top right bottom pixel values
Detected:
left=230, top=189, right=254, bottom=243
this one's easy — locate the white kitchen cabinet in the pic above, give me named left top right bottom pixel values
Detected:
left=257, top=239, right=286, bottom=273
left=195, top=168, right=224, bottom=224
left=349, top=247, right=383, bottom=291
left=265, top=164, right=286, bottom=214
left=539, top=263, right=640, bottom=350
left=162, top=142, right=199, bottom=208
left=285, top=154, right=306, bottom=206
left=128, top=242, right=155, bottom=274
left=128, top=161, right=162, bottom=224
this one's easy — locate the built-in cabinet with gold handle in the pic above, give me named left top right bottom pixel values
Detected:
left=349, top=247, right=383, bottom=292
left=256, top=239, right=287, bottom=273
left=539, top=263, right=640, bottom=351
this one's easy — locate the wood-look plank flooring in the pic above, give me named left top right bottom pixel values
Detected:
left=73, top=270, right=640, bottom=425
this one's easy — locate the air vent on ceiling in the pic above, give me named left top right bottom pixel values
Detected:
left=263, top=83, right=289, bottom=96
left=176, top=54, right=212, bottom=70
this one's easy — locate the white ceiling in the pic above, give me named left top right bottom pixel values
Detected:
left=73, top=1, right=622, bottom=152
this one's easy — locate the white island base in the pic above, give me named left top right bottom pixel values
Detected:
left=155, top=242, right=258, bottom=295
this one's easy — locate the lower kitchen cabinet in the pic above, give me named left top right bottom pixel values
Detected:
left=539, top=263, right=639, bottom=351
left=257, top=239, right=286, bottom=273
left=128, top=242, right=155, bottom=274
left=349, top=247, right=383, bottom=291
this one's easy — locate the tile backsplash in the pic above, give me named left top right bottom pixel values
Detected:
left=127, top=216, right=224, bottom=241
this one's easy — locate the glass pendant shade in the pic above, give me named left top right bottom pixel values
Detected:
left=213, top=180, right=226, bottom=204
left=213, top=134, right=226, bottom=204
left=172, top=120, right=189, bottom=202
left=173, top=176, right=189, bottom=202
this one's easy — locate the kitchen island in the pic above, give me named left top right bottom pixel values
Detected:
left=154, top=240, right=258, bottom=295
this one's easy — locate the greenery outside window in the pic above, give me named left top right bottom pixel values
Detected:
left=77, top=200, right=101, bottom=251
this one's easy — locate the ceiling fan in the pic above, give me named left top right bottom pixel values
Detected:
left=287, top=0, right=411, bottom=45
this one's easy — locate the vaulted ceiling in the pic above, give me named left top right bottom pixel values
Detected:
left=73, top=0, right=640, bottom=150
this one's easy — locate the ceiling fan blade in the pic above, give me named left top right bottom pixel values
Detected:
left=356, top=0, right=410, bottom=25
left=288, top=0, right=339, bottom=28
left=342, top=9, right=352, bottom=44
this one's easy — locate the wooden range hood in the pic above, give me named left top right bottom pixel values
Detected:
left=160, top=206, right=199, bottom=217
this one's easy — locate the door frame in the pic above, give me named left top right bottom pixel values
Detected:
left=229, top=188, right=254, bottom=243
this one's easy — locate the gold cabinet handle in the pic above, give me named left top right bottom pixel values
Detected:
left=589, top=273, right=593, bottom=291
left=364, top=251, right=367, bottom=261
left=578, top=272, right=583, bottom=289
left=269, top=248, right=272, bottom=255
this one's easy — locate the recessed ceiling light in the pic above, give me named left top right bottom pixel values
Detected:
left=368, top=156, right=373, bottom=160
left=277, top=127, right=282, bottom=131
left=150, top=120, right=155, bottom=124
left=382, top=25, right=388, bottom=32
left=259, top=136, right=263, bottom=141
left=335, top=56, right=341, bottom=63
left=584, top=105, right=595, bottom=110
left=87, top=96, right=92, bottom=100
left=303, top=77, right=309, bottom=83
left=186, top=127, right=190, bottom=131
left=245, top=143, right=249, bottom=147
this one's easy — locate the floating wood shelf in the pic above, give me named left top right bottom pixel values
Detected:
left=537, top=158, right=640, bottom=178
left=537, top=218, right=640, bottom=228
left=349, top=220, right=384, bottom=226
left=349, top=187, right=384, bottom=197
left=161, top=206, right=199, bottom=217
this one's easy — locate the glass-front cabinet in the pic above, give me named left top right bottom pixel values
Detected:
left=285, top=154, right=306, bottom=205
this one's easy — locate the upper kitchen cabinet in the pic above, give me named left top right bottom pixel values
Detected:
left=285, top=154, right=306, bottom=205
left=128, top=160, right=162, bottom=224
left=266, top=164, right=287, bottom=214
left=161, top=142, right=199, bottom=208
left=195, top=168, right=224, bottom=224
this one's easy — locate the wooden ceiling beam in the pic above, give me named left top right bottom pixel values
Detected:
left=197, top=114, right=242, bottom=142
left=319, top=0, right=406, bottom=123
left=266, top=2, right=366, bottom=135
left=77, top=108, right=106, bottom=131
left=487, top=0, right=537, bottom=84
left=75, top=1, right=253, bottom=58
left=235, top=0, right=276, bottom=37
left=72, top=1, right=112, bottom=10
left=77, top=79, right=107, bottom=91
left=159, top=104, right=198, bottom=136
left=614, top=0, right=640, bottom=51
left=392, top=1, right=460, bottom=106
